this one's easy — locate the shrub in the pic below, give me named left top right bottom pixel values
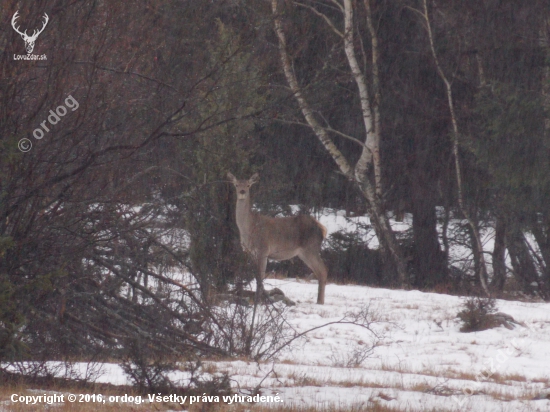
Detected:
left=457, top=296, right=498, bottom=332
left=322, top=230, right=383, bottom=285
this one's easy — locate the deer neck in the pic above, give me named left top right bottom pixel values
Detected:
left=235, top=196, right=256, bottom=248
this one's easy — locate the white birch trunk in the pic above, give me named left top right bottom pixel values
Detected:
left=343, top=0, right=381, bottom=194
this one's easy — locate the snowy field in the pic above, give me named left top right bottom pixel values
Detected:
left=3, top=211, right=550, bottom=411
left=6, top=280, right=549, bottom=412
left=216, top=278, right=550, bottom=411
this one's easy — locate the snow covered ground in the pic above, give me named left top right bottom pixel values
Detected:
left=4, top=210, right=549, bottom=411
left=10, top=280, right=548, bottom=411
left=222, top=278, right=550, bottom=411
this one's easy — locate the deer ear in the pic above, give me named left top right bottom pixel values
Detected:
left=249, top=173, right=260, bottom=185
left=227, top=172, right=237, bottom=183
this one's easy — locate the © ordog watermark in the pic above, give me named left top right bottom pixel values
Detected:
left=451, top=322, right=535, bottom=407
left=18, top=95, right=79, bottom=152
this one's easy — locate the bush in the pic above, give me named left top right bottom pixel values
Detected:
left=457, top=296, right=498, bottom=332
left=322, top=230, right=383, bottom=285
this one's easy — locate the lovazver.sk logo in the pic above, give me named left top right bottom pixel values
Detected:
left=12, top=10, right=48, bottom=61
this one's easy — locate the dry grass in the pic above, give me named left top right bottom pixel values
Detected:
left=490, top=372, right=527, bottom=383
left=0, top=369, right=536, bottom=412
left=445, top=369, right=479, bottom=381
left=220, top=405, right=413, bottom=412
left=285, top=372, right=324, bottom=387
left=202, top=362, right=221, bottom=374
left=278, top=359, right=300, bottom=365
left=408, top=382, right=433, bottom=393
left=396, top=303, right=419, bottom=310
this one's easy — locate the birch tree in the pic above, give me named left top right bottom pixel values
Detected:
left=271, top=0, right=407, bottom=286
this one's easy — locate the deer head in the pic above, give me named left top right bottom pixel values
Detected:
left=227, top=172, right=259, bottom=200
left=12, top=11, right=49, bottom=54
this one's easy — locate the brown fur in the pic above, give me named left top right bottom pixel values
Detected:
left=315, top=220, right=327, bottom=239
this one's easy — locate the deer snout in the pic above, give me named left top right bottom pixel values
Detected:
left=239, top=190, right=246, bottom=195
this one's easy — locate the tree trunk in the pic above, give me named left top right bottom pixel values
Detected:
left=530, top=213, right=550, bottom=297
left=467, top=223, right=482, bottom=289
left=411, top=191, right=447, bottom=288
left=362, top=183, right=407, bottom=286
left=506, top=223, right=540, bottom=295
left=491, top=216, right=507, bottom=292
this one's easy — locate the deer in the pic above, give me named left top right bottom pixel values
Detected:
left=11, top=11, right=49, bottom=54
left=227, top=172, right=328, bottom=304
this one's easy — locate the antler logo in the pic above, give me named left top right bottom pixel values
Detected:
left=11, top=11, right=49, bottom=54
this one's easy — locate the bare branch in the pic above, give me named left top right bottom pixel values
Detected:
left=295, top=2, right=344, bottom=37
left=271, top=117, right=372, bottom=151
left=329, top=0, right=344, bottom=12
left=75, top=61, right=178, bottom=92
left=265, top=305, right=382, bottom=361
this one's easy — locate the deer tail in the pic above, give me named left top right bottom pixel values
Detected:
left=315, top=220, right=327, bottom=239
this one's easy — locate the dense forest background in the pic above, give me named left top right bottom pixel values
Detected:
left=0, top=0, right=549, bottom=385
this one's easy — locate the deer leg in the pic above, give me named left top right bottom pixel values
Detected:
left=256, top=255, right=268, bottom=301
left=298, top=251, right=327, bottom=304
